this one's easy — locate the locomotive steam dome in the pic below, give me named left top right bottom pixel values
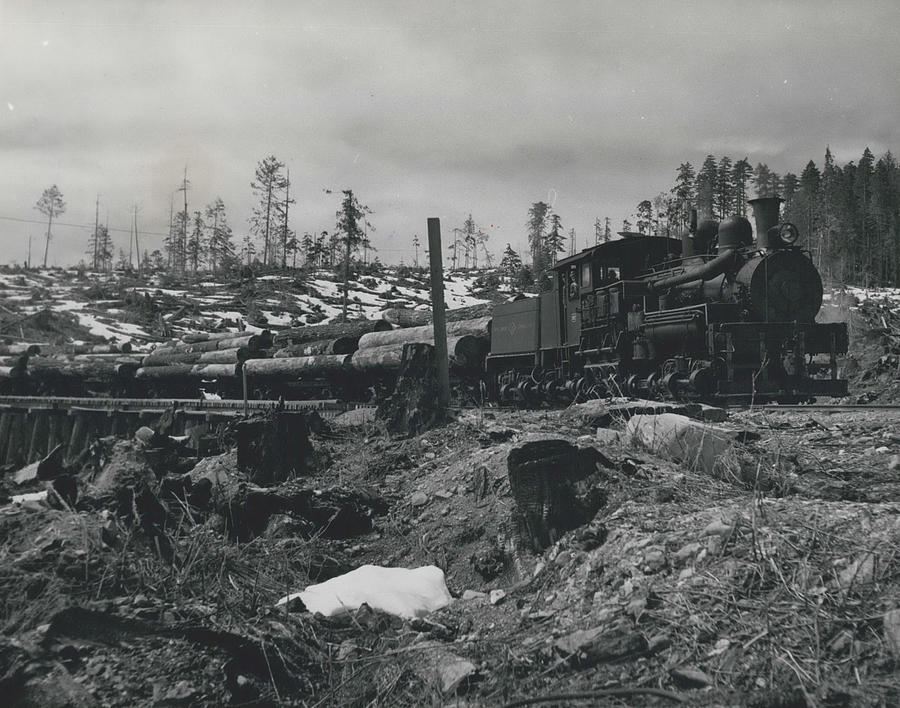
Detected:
left=717, top=215, right=753, bottom=249
left=736, top=250, right=823, bottom=322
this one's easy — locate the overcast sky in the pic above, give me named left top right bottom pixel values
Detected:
left=1, top=0, right=898, bottom=268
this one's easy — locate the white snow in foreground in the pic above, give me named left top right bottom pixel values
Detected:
left=10, top=490, right=48, bottom=504
left=276, top=564, right=452, bottom=618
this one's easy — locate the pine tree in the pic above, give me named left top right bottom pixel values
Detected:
left=731, top=158, right=753, bottom=216
left=205, top=198, right=235, bottom=274
left=715, top=156, right=734, bottom=217
left=527, top=201, right=551, bottom=279
left=499, top=243, right=522, bottom=277
left=334, top=190, right=373, bottom=320
left=249, top=155, right=287, bottom=266
left=187, top=211, right=205, bottom=273
left=545, top=213, right=565, bottom=264
left=695, top=155, right=718, bottom=217
left=671, top=162, right=696, bottom=232
left=753, top=163, right=773, bottom=197
left=635, top=200, right=653, bottom=234
left=35, top=185, right=66, bottom=268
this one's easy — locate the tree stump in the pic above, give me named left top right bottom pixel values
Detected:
left=235, top=410, right=312, bottom=485
left=506, top=437, right=611, bottom=552
left=375, top=343, right=442, bottom=436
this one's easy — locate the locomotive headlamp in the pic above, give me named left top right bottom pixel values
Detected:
left=777, top=222, right=800, bottom=246
left=768, top=222, right=799, bottom=247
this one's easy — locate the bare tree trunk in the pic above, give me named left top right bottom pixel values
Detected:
left=42, top=211, right=53, bottom=268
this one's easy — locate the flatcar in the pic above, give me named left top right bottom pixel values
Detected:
left=487, top=196, right=848, bottom=404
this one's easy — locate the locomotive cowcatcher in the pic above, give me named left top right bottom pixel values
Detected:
left=487, top=196, right=849, bottom=404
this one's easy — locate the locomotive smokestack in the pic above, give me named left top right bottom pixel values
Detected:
left=749, top=196, right=783, bottom=250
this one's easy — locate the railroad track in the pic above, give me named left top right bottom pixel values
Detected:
left=754, top=403, right=900, bottom=413
left=2, top=395, right=898, bottom=419
left=0, top=395, right=361, bottom=419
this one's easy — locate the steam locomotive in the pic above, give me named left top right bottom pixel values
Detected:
left=486, top=196, right=848, bottom=404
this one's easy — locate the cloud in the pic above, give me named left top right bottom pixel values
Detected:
left=0, top=0, right=898, bottom=266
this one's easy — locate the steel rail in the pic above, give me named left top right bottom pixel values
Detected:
left=0, top=395, right=357, bottom=417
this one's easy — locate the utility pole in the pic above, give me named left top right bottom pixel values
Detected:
left=93, top=195, right=100, bottom=270
left=427, top=218, right=450, bottom=409
left=27, top=234, right=31, bottom=269
left=413, top=233, right=420, bottom=268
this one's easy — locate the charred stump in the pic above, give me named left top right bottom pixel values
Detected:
left=375, top=343, right=443, bottom=436
left=506, top=438, right=612, bottom=552
left=235, top=410, right=312, bottom=484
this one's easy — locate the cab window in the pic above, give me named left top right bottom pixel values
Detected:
left=580, top=262, right=591, bottom=288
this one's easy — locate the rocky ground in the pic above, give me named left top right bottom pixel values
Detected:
left=2, top=397, right=899, bottom=707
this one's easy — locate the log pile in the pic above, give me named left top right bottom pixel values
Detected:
left=1, top=304, right=493, bottom=397
left=134, top=330, right=274, bottom=382
left=349, top=317, right=491, bottom=373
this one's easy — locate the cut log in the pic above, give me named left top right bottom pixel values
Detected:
left=381, top=308, right=431, bottom=327
left=244, top=355, right=350, bottom=377
left=350, top=335, right=488, bottom=372
left=357, top=316, right=491, bottom=349
left=135, top=364, right=194, bottom=379
left=72, top=354, right=144, bottom=364
left=26, top=359, right=136, bottom=379
left=198, top=347, right=250, bottom=364
left=381, top=303, right=493, bottom=326
left=273, top=336, right=358, bottom=358
left=272, top=319, right=391, bottom=347
left=150, top=340, right=222, bottom=355
left=0, top=365, right=27, bottom=379
left=0, top=355, right=30, bottom=367
left=215, top=332, right=272, bottom=352
left=141, top=351, right=205, bottom=367
left=190, top=363, right=241, bottom=378
left=0, top=343, right=43, bottom=356
left=181, top=331, right=246, bottom=344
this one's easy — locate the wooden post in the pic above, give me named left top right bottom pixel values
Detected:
left=5, top=413, right=24, bottom=467
left=427, top=217, right=451, bottom=409
left=66, top=412, right=87, bottom=464
left=46, top=412, right=63, bottom=457
left=0, top=412, right=11, bottom=463
left=27, top=412, right=47, bottom=463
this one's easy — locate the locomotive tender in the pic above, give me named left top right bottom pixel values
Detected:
left=487, top=196, right=849, bottom=403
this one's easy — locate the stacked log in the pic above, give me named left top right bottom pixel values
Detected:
left=25, top=357, right=139, bottom=381
left=0, top=343, right=43, bottom=356
left=380, top=303, right=493, bottom=326
left=132, top=330, right=274, bottom=385
left=190, top=363, right=241, bottom=378
left=380, top=308, right=431, bottom=328
left=39, top=342, right=133, bottom=355
left=357, top=317, right=491, bottom=350
left=243, top=354, right=351, bottom=377
left=272, top=320, right=391, bottom=347
left=273, top=336, right=358, bottom=358
left=350, top=335, right=487, bottom=373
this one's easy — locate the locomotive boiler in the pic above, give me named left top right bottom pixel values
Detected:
left=487, top=196, right=848, bottom=403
